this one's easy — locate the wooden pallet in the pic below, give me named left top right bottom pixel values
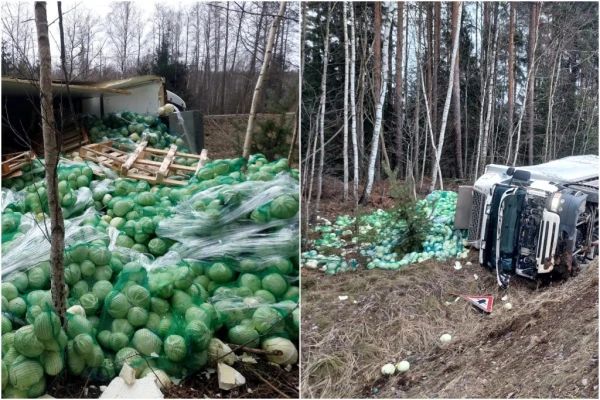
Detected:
left=79, top=140, right=208, bottom=186
left=62, top=123, right=90, bottom=154
left=2, top=151, right=35, bottom=178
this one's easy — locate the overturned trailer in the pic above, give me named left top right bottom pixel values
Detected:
left=455, top=155, right=599, bottom=288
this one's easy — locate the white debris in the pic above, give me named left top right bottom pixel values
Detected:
left=66, top=305, right=86, bottom=318
left=454, top=261, right=462, bottom=270
left=99, top=386, right=107, bottom=393
left=339, top=295, right=349, bottom=301
left=474, top=274, right=479, bottom=280
left=284, top=364, right=293, bottom=372
left=353, top=300, right=358, bottom=304
left=582, top=378, right=589, bottom=386
left=241, top=353, right=258, bottom=364
left=342, top=230, right=353, bottom=237
left=440, top=334, right=452, bottom=343
left=218, top=363, right=246, bottom=391
left=466, top=261, right=472, bottom=266
left=502, top=295, right=509, bottom=301
left=504, top=303, right=513, bottom=310
left=100, top=377, right=164, bottom=399
left=119, top=363, right=137, bottom=385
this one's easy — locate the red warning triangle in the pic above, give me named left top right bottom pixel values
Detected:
left=459, top=295, right=494, bottom=313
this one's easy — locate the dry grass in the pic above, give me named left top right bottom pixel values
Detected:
left=301, top=254, right=599, bottom=399
left=203, top=113, right=295, bottom=162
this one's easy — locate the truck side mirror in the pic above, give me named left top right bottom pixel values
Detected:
left=510, top=170, right=531, bottom=186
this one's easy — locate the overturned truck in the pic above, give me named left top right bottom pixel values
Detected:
left=455, top=155, right=599, bottom=288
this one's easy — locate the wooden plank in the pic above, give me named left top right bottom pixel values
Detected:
left=156, top=145, right=178, bottom=182
left=2, top=151, right=34, bottom=177
left=121, top=141, right=148, bottom=175
left=195, top=149, right=208, bottom=175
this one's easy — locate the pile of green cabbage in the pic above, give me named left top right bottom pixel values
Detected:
left=302, top=191, right=468, bottom=274
left=1, top=115, right=299, bottom=397
left=2, top=159, right=45, bottom=192
left=81, top=111, right=188, bottom=152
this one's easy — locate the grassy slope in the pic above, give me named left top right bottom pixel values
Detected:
left=301, top=251, right=598, bottom=399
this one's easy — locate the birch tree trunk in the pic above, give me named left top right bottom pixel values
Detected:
left=429, top=1, right=462, bottom=192
left=452, top=2, right=463, bottom=179
left=478, top=13, right=499, bottom=177
left=527, top=2, right=539, bottom=165
left=35, top=1, right=66, bottom=324
left=242, top=1, right=286, bottom=159
left=219, top=2, right=229, bottom=114
left=342, top=2, right=349, bottom=202
left=350, top=4, right=358, bottom=205
left=360, top=6, right=392, bottom=205
left=513, top=4, right=541, bottom=165
left=314, top=4, right=331, bottom=218
left=395, top=2, right=404, bottom=176
left=506, top=3, right=516, bottom=162
left=544, top=42, right=561, bottom=162
left=414, top=5, right=423, bottom=182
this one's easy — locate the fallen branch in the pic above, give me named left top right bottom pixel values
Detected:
left=229, top=344, right=283, bottom=357
left=249, top=369, right=291, bottom=399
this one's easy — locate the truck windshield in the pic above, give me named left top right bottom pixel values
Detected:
left=499, top=189, right=526, bottom=259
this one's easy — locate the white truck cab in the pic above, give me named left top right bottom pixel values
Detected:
left=455, top=155, right=599, bottom=287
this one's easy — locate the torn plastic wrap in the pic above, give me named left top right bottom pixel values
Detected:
left=156, top=174, right=299, bottom=239
left=2, top=208, right=107, bottom=278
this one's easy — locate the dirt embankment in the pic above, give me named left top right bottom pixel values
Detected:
left=301, top=251, right=598, bottom=399
left=202, top=113, right=295, bottom=162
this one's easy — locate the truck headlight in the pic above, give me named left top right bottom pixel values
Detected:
left=550, top=193, right=561, bottom=212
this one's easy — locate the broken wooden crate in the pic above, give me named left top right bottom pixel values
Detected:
left=62, top=122, right=90, bottom=154
left=79, top=140, right=207, bottom=186
left=2, top=151, right=35, bottom=178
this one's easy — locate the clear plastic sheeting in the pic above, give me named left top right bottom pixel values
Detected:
left=2, top=208, right=106, bottom=278
left=156, top=174, right=299, bottom=238
left=174, top=225, right=299, bottom=261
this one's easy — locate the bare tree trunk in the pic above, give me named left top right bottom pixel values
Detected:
left=357, top=22, right=368, bottom=181
left=229, top=3, right=245, bottom=76
left=433, top=2, right=440, bottom=134
left=452, top=2, right=463, bottom=179
left=414, top=4, right=423, bottom=181
left=350, top=4, right=359, bottom=205
left=478, top=10, right=499, bottom=177
left=395, top=2, right=404, bottom=176
left=474, top=4, right=492, bottom=178
left=429, top=1, right=463, bottom=192
left=35, top=1, right=66, bottom=325
left=314, top=4, right=332, bottom=218
left=288, top=110, right=298, bottom=163
left=426, top=3, right=433, bottom=158
left=242, top=2, right=267, bottom=113
left=342, top=2, right=349, bottom=202
left=527, top=2, right=539, bottom=165
left=360, top=5, right=392, bottom=204
left=544, top=41, right=561, bottom=162
left=242, top=1, right=286, bottom=159
left=506, top=3, right=516, bottom=163
left=373, top=2, right=382, bottom=107
left=220, top=2, right=229, bottom=114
